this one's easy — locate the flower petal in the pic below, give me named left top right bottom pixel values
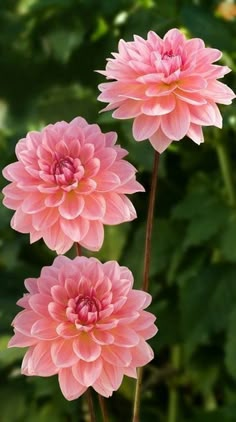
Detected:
left=73, top=359, right=103, bottom=387
left=59, top=367, right=87, bottom=400
left=51, top=339, right=78, bottom=367
left=73, top=334, right=102, bottom=362
left=132, top=115, right=160, bottom=141
left=161, top=100, right=190, bottom=140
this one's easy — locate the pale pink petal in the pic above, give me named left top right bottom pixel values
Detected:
left=51, top=339, right=78, bottom=367
left=102, top=193, right=136, bottom=224
left=94, top=172, right=121, bottom=192
left=149, top=128, right=173, bottom=153
left=8, top=331, right=37, bottom=347
left=45, top=190, right=65, bottom=207
left=59, top=368, right=87, bottom=400
left=59, top=194, right=85, bottom=220
left=22, top=343, right=57, bottom=376
left=130, top=337, right=154, bottom=367
left=132, top=114, right=160, bottom=141
left=56, top=322, right=79, bottom=338
left=123, top=366, right=137, bottom=378
left=82, top=194, right=106, bottom=218
left=179, top=75, right=207, bottom=91
left=43, top=224, right=74, bottom=254
left=189, top=101, right=222, bottom=127
left=73, top=335, right=102, bottom=362
left=161, top=101, right=190, bottom=140
left=24, top=278, right=39, bottom=294
left=11, top=207, right=33, bottom=233
left=100, top=362, right=124, bottom=391
left=32, top=208, right=59, bottom=230
left=141, top=94, right=176, bottom=116
left=47, top=303, right=65, bottom=323
left=21, top=193, right=46, bottom=214
left=50, top=285, right=68, bottom=305
left=29, top=293, right=51, bottom=316
left=92, top=379, right=113, bottom=397
left=80, top=221, right=104, bottom=251
left=187, top=124, right=204, bottom=144
left=111, top=326, right=140, bottom=347
left=73, top=359, right=103, bottom=386
left=91, top=330, right=114, bottom=345
left=102, top=345, right=132, bottom=367
left=112, top=100, right=142, bottom=118
left=12, top=310, right=39, bottom=336
left=31, top=319, right=58, bottom=340
left=174, top=90, right=207, bottom=105
left=60, top=217, right=89, bottom=243
left=131, top=310, right=157, bottom=331
left=138, top=324, right=158, bottom=339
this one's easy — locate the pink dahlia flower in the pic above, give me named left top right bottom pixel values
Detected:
left=9, top=256, right=157, bottom=400
left=98, top=28, right=235, bottom=153
left=2, top=117, right=144, bottom=253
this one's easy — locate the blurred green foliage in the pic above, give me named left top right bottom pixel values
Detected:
left=0, top=0, right=235, bottom=421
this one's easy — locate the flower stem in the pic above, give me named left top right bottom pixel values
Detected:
left=85, top=388, right=97, bottom=422
left=76, top=242, right=82, bottom=256
left=98, top=395, right=109, bottom=422
left=132, top=150, right=160, bottom=422
left=167, top=345, right=181, bottom=422
left=215, top=140, right=236, bottom=206
left=142, top=150, right=160, bottom=292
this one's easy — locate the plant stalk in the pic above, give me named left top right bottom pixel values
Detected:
left=132, top=150, right=160, bottom=422
left=76, top=242, right=82, bottom=256
left=84, top=389, right=96, bottom=422
left=215, top=141, right=236, bottom=206
left=142, top=151, right=160, bottom=292
left=167, top=345, right=181, bottom=422
left=98, top=395, right=109, bottom=422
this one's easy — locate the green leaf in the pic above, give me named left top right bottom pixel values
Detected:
left=180, top=265, right=236, bottom=357
left=122, top=218, right=180, bottom=288
left=88, top=223, right=130, bottom=262
left=220, top=214, right=236, bottom=262
left=0, top=335, right=25, bottom=368
left=172, top=188, right=230, bottom=247
left=225, top=308, right=236, bottom=379
left=181, top=5, right=236, bottom=52
left=45, top=27, right=84, bottom=63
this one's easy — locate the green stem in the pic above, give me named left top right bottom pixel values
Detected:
left=215, top=141, right=236, bottom=206
left=76, top=242, right=82, bottom=256
left=85, top=388, right=96, bottom=422
left=132, top=151, right=160, bottom=422
left=98, top=395, right=109, bottom=422
left=142, top=151, right=160, bottom=292
left=132, top=367, right=144, bottom=422
left=167, top=345, right=181, bottom=422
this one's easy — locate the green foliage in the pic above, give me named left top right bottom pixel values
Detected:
left=0, top=0, right=235, bottom=421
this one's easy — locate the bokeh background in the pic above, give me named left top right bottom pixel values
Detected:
left=0, top=0, right=236, bottom=421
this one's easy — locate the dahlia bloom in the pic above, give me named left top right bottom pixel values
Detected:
left=2, top=117, right=144, bottom=253
left=98, top=28, right=235, bottom=153
left=9, top=256, right=157, bottom=400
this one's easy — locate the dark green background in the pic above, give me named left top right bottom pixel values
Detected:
left=0, top=0, right=235, bottom=421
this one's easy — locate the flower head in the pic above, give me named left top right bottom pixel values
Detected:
left=98, top=28, right=235, bottom=153
left=2, top=117, right=144, bottom=253
left=9, top=256, right=157, bottom=400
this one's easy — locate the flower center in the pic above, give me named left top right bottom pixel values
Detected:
left=66, top=293, right=102, bottom=326
left=76, top=295, right=100, bottom=317
left=51, top=156, right=76, bottom=185
left=162, top=49, right=175, bottom=59
left=50, top=153, right=84, bottom=188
